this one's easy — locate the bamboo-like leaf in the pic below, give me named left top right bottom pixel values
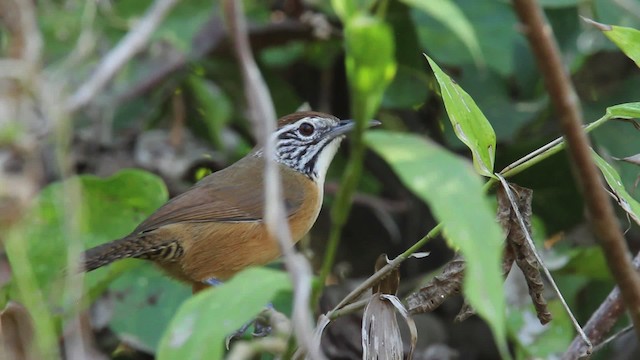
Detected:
left=426, top=55, right=496, bottom=178
left=606, top=102, right=640, bottom=120
left=592, top=151, right=640, bottom=226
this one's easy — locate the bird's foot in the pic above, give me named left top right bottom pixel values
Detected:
left=201, top=278, right=273, bottom=347
left=224, top=306, right=274, bottom=349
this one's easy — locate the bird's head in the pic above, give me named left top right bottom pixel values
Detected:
left=258, top=111, right=379, bottom=183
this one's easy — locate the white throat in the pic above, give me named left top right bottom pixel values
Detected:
left=312, top=137, right=343, bottom=186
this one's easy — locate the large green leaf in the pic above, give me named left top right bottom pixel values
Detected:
left=8, top=169, right=167, bottom=297
left=5, top=170, right=169, bottom=354
left=109, top=263, right=190, bottom=350
left=426, top=55, right=497, bottom=178
left=157, top=267, right=292, bottom=359
left=401, top=0, right=483, bottom=65
left=364, top=130, right=507, bottom=354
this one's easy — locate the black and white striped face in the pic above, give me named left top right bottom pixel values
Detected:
left=274, top=114, right=354, bottom=183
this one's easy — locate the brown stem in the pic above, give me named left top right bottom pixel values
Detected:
left=563, top=253, right=640, bottom=359
left=513, top=0, right=640, bottom=345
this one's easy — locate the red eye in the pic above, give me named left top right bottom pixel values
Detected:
left=298, top=122, right=315, bottom=136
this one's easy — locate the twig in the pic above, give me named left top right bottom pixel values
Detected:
left=513, top=0, right=640, bottom=341
left=222, top=1, right=319, bottom=359
left=563, top=252, right=640, bottom=359
left=496, top=174, right=591, bottom=354
left=327, top=224, right=443, bottom=316
left=65, top=0, right=180, bottom=113
left=591, top=324, right=634, bottom=355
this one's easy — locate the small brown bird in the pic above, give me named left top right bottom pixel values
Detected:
left=83, top=111, right=379, bottom=292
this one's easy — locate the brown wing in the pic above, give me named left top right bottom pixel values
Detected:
left=133, top=156, right=307, bottom=233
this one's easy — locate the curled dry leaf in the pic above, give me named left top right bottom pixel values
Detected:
left=362, top=295, right=404, bottom=360
left=406, top=254, right=465, bottom=314
left=499, top=184, right=552, bottom=325
left=407, top=182, right=552, bottom=325
left=361, top=254, right=415, bottom=360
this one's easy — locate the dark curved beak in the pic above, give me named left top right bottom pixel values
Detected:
left=324, top=119, right=381, bottom=140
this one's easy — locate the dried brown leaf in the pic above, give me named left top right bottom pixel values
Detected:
left=362, top=296, right=403, bottom=360
left=406, top=254, right=465, bottom=314
left=499, top=184, right=552, bottom=325
left=373, top=254, right=399, bottom=296
left=382, top=294, right=416, bottom=360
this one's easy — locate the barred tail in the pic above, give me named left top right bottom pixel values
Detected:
left=83, top=237, right=142, bottom=272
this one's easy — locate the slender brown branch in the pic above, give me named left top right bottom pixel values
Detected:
left=563, top=253, right=640, bottom=359
left=66, top=0, right=180, bottom=113
left=513, top=0, right=640, bottom=343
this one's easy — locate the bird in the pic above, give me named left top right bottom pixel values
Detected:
left=83, top=111, right=380, bottom=292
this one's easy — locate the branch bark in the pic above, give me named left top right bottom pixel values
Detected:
left=512, top=0, right=640, bottom=346
left=563, top=253, right=640, bottom=359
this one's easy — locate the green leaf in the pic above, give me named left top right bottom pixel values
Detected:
left=426, top=55, right=497, bottom=177
left=596, top=22, right=640, bottom=68
left=109, top=263, right=190, bottom=350
left=5, top=170, right=168, bottom=356
left=401, top=0, right=483, bottom=66
left=592, top=150, right=640, bottom=225
left=364, top=130, right=507, bottom=356
left=187, top=76, right=232, bottom=149
left=157, top=268, right=292, bottom=359
left=8, top=170, right=167, bottom=297
left=344, top=14, right=397, bottom=122
left=606, top=102, right=640, bottom=119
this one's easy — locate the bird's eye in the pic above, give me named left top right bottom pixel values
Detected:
left=298, top=122, right=315, bottom=136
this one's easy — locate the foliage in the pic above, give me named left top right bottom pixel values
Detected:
left=4, top=0, right=640, bottom=359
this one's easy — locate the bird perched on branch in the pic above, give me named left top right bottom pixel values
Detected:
left=83, top=111, right=379, bottom=292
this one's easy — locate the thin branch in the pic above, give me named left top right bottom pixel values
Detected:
left=591, top=324, right=634, bottom=355
left=513, top=0, right=640, bottom=341
left=563, top=252, right=640, bottom=359
left=65, top=0, right=180, bottom=113
left=222, top=1, right=319, bottom=359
